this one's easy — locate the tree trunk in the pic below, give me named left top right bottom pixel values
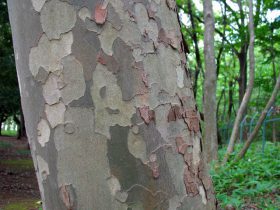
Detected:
left=203, top=0, right=218, bottom=162
left=223, top=0, right=255, bottom=164
left=8, top=0, right=216, bottom=209
left=187, top=0, right=203, bottom=99
left=272, top=57, right=277, bottom=143
left=20, top=107, right=26, bottom=138
left=235, top=72, right=280, bottom=161
left=238, top=48, right=247, bottom=106
left=228, top=80, right=234, bottom=120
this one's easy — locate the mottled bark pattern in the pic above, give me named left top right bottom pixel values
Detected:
left=8, top=0, right=216, bottom=209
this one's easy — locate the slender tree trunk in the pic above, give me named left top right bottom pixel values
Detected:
left=228, top=80, right=234, bottom=120
left=217, top=88, right=225, bottom=119
left=223, top=0, right=255, bottom=164
left=8, top=0, right=216, bottom=209
left=238, top=48, right=247, bottom=105
left=203, top=0, right=218, bottom=162
left=235, top=72, right=280, bottom=161
left=20, top=107, right=26, bottom=138
left=187, top=0, right=203, bottom=99
left=272, top=57, right=277, bottom=143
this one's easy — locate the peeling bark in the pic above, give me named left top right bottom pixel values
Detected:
left=8, top=0, right=216, bottom=209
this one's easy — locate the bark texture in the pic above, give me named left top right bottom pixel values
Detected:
left=8, top=0, right=216, bottom=209
left=203, top=0, right=218, bottom=162
left=223, top=0, right=255, bottom=164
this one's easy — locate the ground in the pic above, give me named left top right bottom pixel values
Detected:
left=0, top=135, right=279, bottom=210
left=0, top=136, right=41, bottom=210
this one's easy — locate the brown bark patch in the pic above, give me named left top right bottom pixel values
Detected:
left=139, top=106, right=155, bottom=124
left=167, top=106, right=199, bottom=133
left=94, top=4, right=107, bottom=25
left=183, top=110, right=200, bottom=133
left=166, top=0, right=177, bottom=11
left=175, top=136, right=187, bottom=155
left=158, top=28, right=183, bottom=51
left=59, top=184, right=75, bottom=210
left=183, top=167, right=199, bottom=196
left=96, top=50, right=120, bottom=73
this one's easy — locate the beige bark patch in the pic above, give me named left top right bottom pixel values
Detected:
left=56, top=108, right=127, bottom=209
left=31, top=0, right=46, bottom=12
left=107, top=176, right=121, bottom=196
left=61, top=56, right=86, bottom=105
left=157, top=1, right=180, bottom=32
left=168, top=195, right=181, bottom=210
left=78, top=7, right=91, bottom=22
left=45, top=102, right=66, bottom=128
left=99, top=23, right=118, bottom=55
left=127, top=130, right=147, bottom=163
left=143, top=45, right=180, bottom=96
left=176, top=66, right=184, bottom=88
left=54, top=125, right=65, bottom=151
left=29, top=32, right=73, bottom=77
left=132, top=48, right=143, bottom=62
left=199, top=185, right=207, bottom=205
left=91, top=64, right=134, bottom=138
left=192, top=135, right=201, bottom=168
left=37, top=119, right=50, bottom=147
left=37, top=156, right=49, bottom=180
left=119, top=19, right=142, bottom=47
left=42, top=73, right=62, bottom=105
left=41, top=0, right=76, bottom=39
left=134, top=3, right=158, bottom=43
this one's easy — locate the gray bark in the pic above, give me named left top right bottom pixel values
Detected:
left=223, top=0, right=255, bottom=164
left=7, top=0, right=216, bottom=209
left=203, top=0, right=218, bottom=162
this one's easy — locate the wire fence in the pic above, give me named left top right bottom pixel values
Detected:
left=219, top=106, right=280, bottom=152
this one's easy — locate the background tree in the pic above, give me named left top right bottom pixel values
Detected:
left=203, top=0, right=218, bottom=162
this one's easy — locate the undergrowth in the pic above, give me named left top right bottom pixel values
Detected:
left=211, top=142, right=280, bottom=209
left=1, top=130, right=17, bottom=137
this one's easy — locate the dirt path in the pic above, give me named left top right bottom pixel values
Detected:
left=0, top=136, right=40, bottom=210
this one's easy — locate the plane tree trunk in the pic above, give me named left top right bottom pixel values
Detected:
left=8, top=0, right=216, bottom=209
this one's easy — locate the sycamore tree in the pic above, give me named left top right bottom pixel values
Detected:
left=7, top=0, right=216, bottom=209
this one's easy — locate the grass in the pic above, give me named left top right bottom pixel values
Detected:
left=211, top=141, right=280, bottom=209
left=1, top=130, right=17, bottom=137
left=2, top=199, right=42, bottom=210
left=0, top=159, right=34, bottom=170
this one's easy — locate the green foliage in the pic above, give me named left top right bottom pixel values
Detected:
left=2, top=200, right=42, bottom=210
left=0, top=0, right=20, bottom=124
left=211, top=142, right=280, bottom=209
left=1, top=129, right=17, bottom=137
left=0, top=159, right=34, bottom=170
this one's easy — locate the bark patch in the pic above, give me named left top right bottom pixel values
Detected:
left=139, top=106, right=155, bottom=124
left=167, top=105, right=199, bottom=133
left=59, top=184, right=76, bottom=210
left=94, top=3, right=107, bottom=24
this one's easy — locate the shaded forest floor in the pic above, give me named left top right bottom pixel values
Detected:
left=0, top=136, right=40, bottom=210
left=0, top=136, right=279, bottom=209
